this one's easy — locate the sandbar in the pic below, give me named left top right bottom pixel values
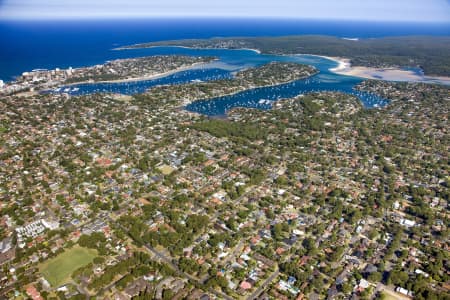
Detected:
left=321, top=56, right=450, bottom=85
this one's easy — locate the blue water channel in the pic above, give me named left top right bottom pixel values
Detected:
left=50, top=47, right=389, bottom=116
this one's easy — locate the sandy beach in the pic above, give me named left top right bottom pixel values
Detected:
left=321, top=55, right=450, bottom=85
left=69, top=50, right=450, bottom=87
left=64, top=61, right=211, bottom=86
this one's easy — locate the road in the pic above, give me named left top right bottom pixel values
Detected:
left=99, top=274, right=127, bottom=295
left=221, top=240, right=244, bottom=266
left=112, top=211, right=234, bottom=300
left=372, top=282, right=411, bottom=300
left=145, top=244, right=235, bottom=300
left=104, top=186, right=277, bottom=300
left=144, top=243, right=198, bottom=281
left=246, top=269, right=279, bottom=300
left=73, top=279, right=92, bottom=298
left=0, top=283, right=16, bottom=298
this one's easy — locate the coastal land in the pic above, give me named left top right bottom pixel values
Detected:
left=321, top=56, right=450, bottom=85
left=115, top=44, right=262, bottom=55
left=65, top=61, right=211, bottom=86
left=2, top=73, right=449, bottom=299
left=137, top=62, right=318, bottom=105
left=124, top=35, right=450, bottom=77
left=0, top=55, right=215, bottom=95
left=1, top=35, right=450, bottom=300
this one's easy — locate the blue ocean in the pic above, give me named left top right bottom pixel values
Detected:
left=1, top=18, right=449, bottom=115
left=2, top=18, right=450, bottom=81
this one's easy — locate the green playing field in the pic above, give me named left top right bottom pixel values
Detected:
left=39, top=245, right=97, bottom=287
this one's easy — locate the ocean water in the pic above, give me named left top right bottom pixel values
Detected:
left=1, top=18, right=448, bottom=116
left=1, top=18, right=450, bottom=81
left=55, top=48, right=388, bottom=115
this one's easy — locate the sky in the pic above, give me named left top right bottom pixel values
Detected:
left=0, top=0, right=449, bottom=22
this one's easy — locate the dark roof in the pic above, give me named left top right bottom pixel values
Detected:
left=364, top=264, right=378, bottom=274
left=200, top=295, right=210, bottom=300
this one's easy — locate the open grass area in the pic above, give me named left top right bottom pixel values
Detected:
left=381, top=291, right=409, bottom=300
left=381, top=293, right=398, bottom=300
left=158, top=164, right=175, bottom=175
left=39, top=245, right=97, bottom=287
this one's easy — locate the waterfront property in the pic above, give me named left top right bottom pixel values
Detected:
left=46, top=49, right=389, bottom=115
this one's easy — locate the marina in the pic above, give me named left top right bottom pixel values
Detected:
left=48, top=47, right=389, bottom=116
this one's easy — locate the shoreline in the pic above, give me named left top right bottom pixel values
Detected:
left=63, top=61, right=212, bottom=86
left=182, top=70, right=319, bottom=106
left=114, top=45, right=262, bottom=54
left=55, top=49, right=450, bottom=91
left=114, top=47, right=449, bottom=85
left=311, top=55, right=450, bottom=85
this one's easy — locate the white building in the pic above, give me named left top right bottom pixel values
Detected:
left=15, top=219, right=58, bottom=248
left=393, top=201, right=400, bottom=210
left=0, top=237, right=13, bottom=253
left=415, top=269, right=430, bottom=278
left=396, top=286, right=413, bottom=296
left=400, top=218, right=416, bottom=227
left=42, top=219, right=60, bottom=230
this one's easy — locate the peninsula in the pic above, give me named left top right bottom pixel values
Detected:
left=139, top=62, right=318, bottom=105
left=0, top=55, right=215, bottom=95
left=122, top=35, right=450, bottom=78
left=325, top=56, right=450, bottom=85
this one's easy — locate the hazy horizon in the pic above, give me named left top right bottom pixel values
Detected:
left=0, top=0, right=449, bottom=23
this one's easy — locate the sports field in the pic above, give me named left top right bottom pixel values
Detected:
left=39, top=245, right=97, bottom=287
left=381, top=291, right=410, bottom=300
